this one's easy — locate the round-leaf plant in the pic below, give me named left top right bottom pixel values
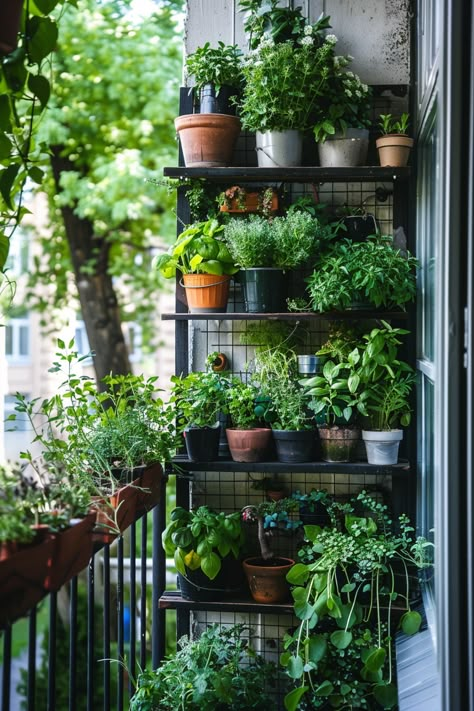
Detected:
left=162, top=506, right=245, bottom=581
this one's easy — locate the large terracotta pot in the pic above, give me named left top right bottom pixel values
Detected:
left=175, top=113, right=241, bottom=167
left=182, top=273, right=231, bottom=313
left=376, top=134, right=414, bottom=167
left=243, top=556, right=294, bottom=603
left=226, top=427, right=272, bottom=462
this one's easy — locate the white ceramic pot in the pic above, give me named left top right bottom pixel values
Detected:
left=362, top=429, right=403, bottom=465
left=255, top=130, right=303, bottom=167
left=318, top=128, right=369, bottom=167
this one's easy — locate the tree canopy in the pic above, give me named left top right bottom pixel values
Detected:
left=26, top=0, right=184, bottom=380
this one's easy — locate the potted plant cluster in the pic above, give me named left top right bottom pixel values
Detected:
left=223, top=211, right=335, bottom=312
left=282, top=490, right=433, bottom=711
left=130, top=623, right=280, bottom=711
left=11, top=341, right=179, bottom=542
left=376, top=112, right=414, bottom=167
left=305, top=235, right=418, bottom=313
left=162, top=505, right=246, bottom=601
left=154, top=218, right=239, bottom=313
left=0, top=462, right=96, bottom=627
left=241, top=497, right=300, bottom=603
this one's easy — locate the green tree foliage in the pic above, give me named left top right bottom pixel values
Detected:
left=0, top=0, right=76, bottom=289
left=27, top=0, right=184, bottom=379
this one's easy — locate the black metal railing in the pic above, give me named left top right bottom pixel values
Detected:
left=0, top=506, right=164, bottom=711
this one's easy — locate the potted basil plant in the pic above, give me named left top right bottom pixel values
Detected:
left=153, top=218, right=239, bottom=313
left=376, top=112, right=414, bottom=167
left=162, top=506, right=246, bottom=601
left=185, top=41, right=243, bottom=114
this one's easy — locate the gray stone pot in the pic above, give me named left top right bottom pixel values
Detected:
left=318, top=129, right=369, bottom=167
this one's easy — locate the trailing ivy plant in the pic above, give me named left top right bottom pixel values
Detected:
left=280, top=491, right=433, bottom=710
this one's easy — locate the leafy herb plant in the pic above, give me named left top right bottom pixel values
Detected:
left=130, top=623, right=279, bottom=711
left=379, top=112, right=410, bottom=135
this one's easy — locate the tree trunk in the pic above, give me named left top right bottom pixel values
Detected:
left=50, top=147, right=132, bottom=385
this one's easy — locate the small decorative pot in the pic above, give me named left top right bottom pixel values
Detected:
left=297, top=355, right=323, bottom=376
left=318, top=425, right=361, bottom=462
left=375, top=134, right=414, bottom=167
left=243, top=556, right=294, bottom=604
left=255, top=130, right=303, bottom=167
left=362, top=429, right=403, bottom=465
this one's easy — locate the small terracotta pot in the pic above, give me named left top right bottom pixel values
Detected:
left=226, top=427, right=272, bottom=463
left=243, top=556, right=294, bottom=603
left=175, top=113, right=241, bottom=167
left=181, top=273, right=231, bottom=313
left=376, top=134, right=414, bottom=167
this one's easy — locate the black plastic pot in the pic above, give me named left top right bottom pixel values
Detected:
left=199, top=83, right=238, bottom=115
left=178, top=556, right=245, bottom=601
left=239, top=268, right=288, bottom=313
left=183, top=424, right=220, bottom=462
left=341, top=213, right=378, bottom=243
left=272, top=429, right=315, bottom=463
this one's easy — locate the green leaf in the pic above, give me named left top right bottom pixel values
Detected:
left=330, top=630, right=352, bottom=649
left=308, top=634, right=327, bottom=663
left=0, top=96, right=12, bottom=131
left=286, top=654, right=304, bottom=680
left=286, top=563, right=309, bottom=585
left=0, top=133, right=12, bottom=160
left=33, top=0, right=61, bottom=13
left=314, top=680, right=334, bottom=697
left=27, top=74, right=51, bottom=109
left=284, top=686, right=309, bottom=711
left=0, top=234, right=10, bottom=271
left=28, top=17, right=59, bottom=63
left=364, top=647, right=386, bottom=673
left=400, top=610, right=422, bottom=635
left=373, top=682, right=398, bottom=708
left=200, top=551, right=221, bottom=580
left=28, top=166, right=45, bottom=185
left=0, top=164, right=20, bottom=210
left=294, top=600, right=316, bottom=621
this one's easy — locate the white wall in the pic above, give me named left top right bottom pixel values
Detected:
left=184, top=0, right=410, bottom=85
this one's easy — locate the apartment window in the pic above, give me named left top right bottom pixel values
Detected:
left=4, top=230, right=30, bottom=276
left=5, top=317, right=31, bottom=363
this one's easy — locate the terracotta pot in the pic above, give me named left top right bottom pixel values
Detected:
left=175, top=113, right=241, bottom=167
left=226, top=427, right=272, bottom=462
left=219, top=189, right=278, bottom=214
left=318, top=425, right=361, bottom=463
left=376, top=134, right=414, bottom=167
left=181, top=273, right=231, bottom=313
left=243, top=556, right=294, bottom=603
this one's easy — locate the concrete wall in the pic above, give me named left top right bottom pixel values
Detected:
left=184, top=0, right=411, bottom=86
